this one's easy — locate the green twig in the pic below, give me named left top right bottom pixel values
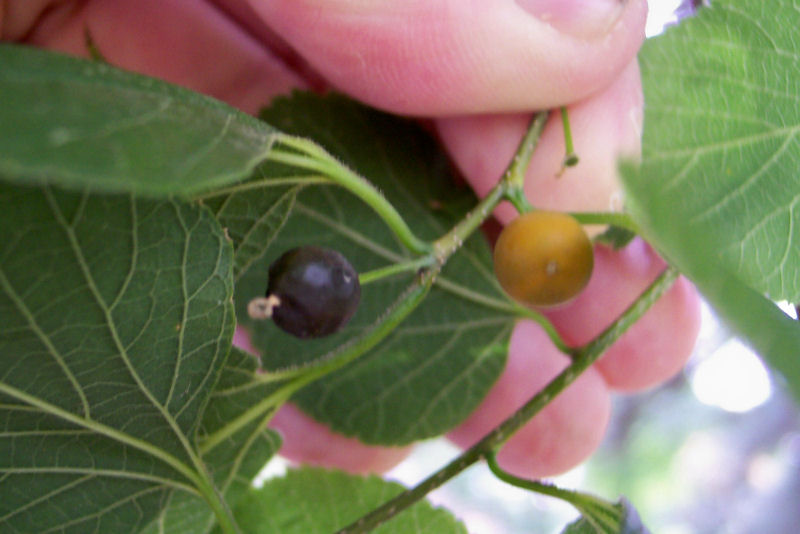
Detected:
left=559, top=106, right=579, bottom=171
left=499, top=111, right=550, bottom=216
left=503, top=111, right=551, bottom=189
left=271, top=134, right=433, bottom=255
left=486, top=453, right=622, bottom=530
left=433, top=110, right=550, bottom=261
left=336, top=267, right=679, bottom=533
left=359, top=257, right=435, bottom=285
left=570, top=211, right=640, bottom=234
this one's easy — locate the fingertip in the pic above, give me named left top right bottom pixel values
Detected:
left=270, top=403, right=413, bottom=474
left=250, top=0, right=647, bottom=115
left=546, top=240, right=703, bottom=392
left=447, top=319, right=610, bottom=478
left=22, top=0, right=306, bottom=114
left=595, top=275, right=702, bottom=392
left=437, top=58, right=643, bottom=224
left=233, top=325, right=260, bottom=355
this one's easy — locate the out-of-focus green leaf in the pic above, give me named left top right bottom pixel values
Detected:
left=234, top=93, right=515, bottom=445
left=621, top=1, right=800, bottom=399
left=225, top=467, right=467, bottom=534
left=594, top=225, right=636, bottom=250
left=624, top=1, right=800, bottom=302
left=0, top=44, right=276, bottom=196
left=0, top=183, right=234, bottom=532
left=562, top=498, right=649, bottom=534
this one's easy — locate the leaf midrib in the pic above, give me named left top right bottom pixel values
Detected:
left=0, top=380, right=202, bottom=489
left=42, top=189, right=201, bottom=464
left=645, top=122, right=800, bottom=160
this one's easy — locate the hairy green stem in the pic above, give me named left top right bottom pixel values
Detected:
left=336, top=267, right=679, bottom=533
left=193, top=175, right=328, bottom=200
left=359, top=257, right=435, bottom=285
left=432, top=110, right=550, bottom=260
left=271, top=134, right=433, bottom=255
left=433, top=181, right=508, bottom=262
left=504, top=111, right=551, bottom=189
left=501, top=111, right=548, bottom=214
left=570, top=211, right=640, bottom=234
left=486, top=453, right=621, bottom=530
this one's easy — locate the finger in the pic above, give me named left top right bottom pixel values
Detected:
left=270, top=403, right=413, bottom=474
left=594, top=276, right=700, bottom=391
left=6, top=0, right=306, bottom=114
left=246, top=0, right=648, bottom=115
left=545, top=239, right=702, bottom=391
left=447, top=320, right=610, bottom=478
left=1, top=0, right=55, bottom=40
left=436, top=58, right=642, bottom=226
left=232, top=328, right=412, bottom=474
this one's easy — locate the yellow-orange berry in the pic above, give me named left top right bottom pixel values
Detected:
left=493, top=211, right=593, bottom=307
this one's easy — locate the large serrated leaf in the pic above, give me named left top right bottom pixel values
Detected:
left=141, top=348, right=283, bottom=534
left=202, top=168, right=304, bottom=281
left=0, top=44, right=276, bottom=197
left=621, top=1, right=800, bottom=400
left=225, top=467, right=467, bottom=534
left=0, top=183, right=234, bottom=532
left=233, top=93, right=515, bottom=445
left=624, top=1, right=800, bottom=302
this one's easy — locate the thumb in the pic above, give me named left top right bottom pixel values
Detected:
left=245, top=0, right=647, bottom=115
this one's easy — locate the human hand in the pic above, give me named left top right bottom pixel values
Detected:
left=3, top=0, right=700, bottom=477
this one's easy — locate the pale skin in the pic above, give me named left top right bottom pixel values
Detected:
left=2, top=0, right=700, bottom=477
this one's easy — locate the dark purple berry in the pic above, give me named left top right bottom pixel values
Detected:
left=266, top=246, right=360, bottom=338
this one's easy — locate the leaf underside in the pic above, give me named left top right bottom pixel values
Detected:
left=627, top=1, right=800, bottom=303
left=0, top=184, right=235, bottom=532
left=229, top=93, right=515, bottom=445
left=0, top=44, right=276, bottom=197
left=621, top=1, right=800, bottom=399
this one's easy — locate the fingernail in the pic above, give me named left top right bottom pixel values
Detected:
left=516, top=0, right=626, bottom=38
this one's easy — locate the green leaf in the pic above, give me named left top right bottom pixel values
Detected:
left=0, top=44, right=276, bottom=197
left=196, top=347, right=292, bottom=456
left=141, top=428, right=280, bottom=534
left=0, top=183, right=235, bottom=532
left=141, top=348, right=283, bottom=534
left=227, top=468, right=467, bottom=534
left=563, top=498, right=649, bottom=534
left=594, top=225, right=636, bottom=250
left=624, top=1, right=800, bottom=302
left=620, top=1, right=800, bottom=400
left=203, top=171, right=304, bottom=281
left=234, top=93, right=514, bottom=445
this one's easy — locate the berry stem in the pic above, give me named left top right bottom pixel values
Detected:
left=486, top=453, right=622, bottom=529
left=570, top=211, right=641, bottom=234
left=336, top=267, right=679, bottom=534
left=358, top=257, right=435, bottom=285
left=559, top=106, right=579, bottom=171
left=503, top=110, right=550, bottom=191
left=270, top=134, right=433, bottom=255
left=432, top=110, right=549, bottom=260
